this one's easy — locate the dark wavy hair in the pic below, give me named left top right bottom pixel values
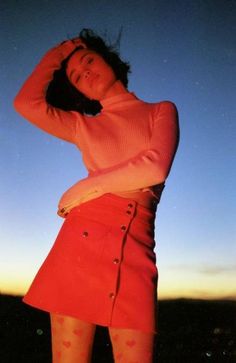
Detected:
left=46, top=28, right=131, bottom=115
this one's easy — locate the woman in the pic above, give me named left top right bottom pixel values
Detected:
left=14, top=29, right=179, bottom=363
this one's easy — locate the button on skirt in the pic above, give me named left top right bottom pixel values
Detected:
left=23, top=193, right=158, bottom=333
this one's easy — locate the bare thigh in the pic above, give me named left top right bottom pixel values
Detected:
left=50, top=313, right=96, bottom=363
left=109, top=327, right=155, bottom=363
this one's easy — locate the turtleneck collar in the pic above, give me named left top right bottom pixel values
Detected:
left=100, top=91, right=137, bottom=110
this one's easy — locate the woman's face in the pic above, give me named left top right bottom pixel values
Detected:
left=66, top=49, right=117, bottom=101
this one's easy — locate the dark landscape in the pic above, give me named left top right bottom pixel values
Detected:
left=1, top=294, right=235, bottom=363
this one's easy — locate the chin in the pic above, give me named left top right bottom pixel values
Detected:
left=94, top=87, right=109, bottom=101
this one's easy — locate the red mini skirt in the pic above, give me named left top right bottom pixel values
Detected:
left=23, top=193, right=158, bottom=333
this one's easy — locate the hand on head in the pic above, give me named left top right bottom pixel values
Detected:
left=70, top=37, right=87, bottom=49
left=53, top=38, right=87, bottom=61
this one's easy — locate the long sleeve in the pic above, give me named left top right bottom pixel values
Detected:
left=58, top=101, right=179, bottom=211
left=13, top=41, right=83, bottom=143
left=84, top=101, right=178, bottom=191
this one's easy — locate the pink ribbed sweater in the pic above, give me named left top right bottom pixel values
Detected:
left=14, top=42, right=179, bottom=207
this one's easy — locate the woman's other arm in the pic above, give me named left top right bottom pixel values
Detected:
left=93, top=101, right=179, bottom=190
left=58, top=101, right=179, bottom=214
left=13, top=40, right=84, bottom=143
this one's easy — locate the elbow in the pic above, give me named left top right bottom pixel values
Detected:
left=153, top=166, right=167, bottom=184
left=13, top=94, right=19, bottom=111
left=152, top=153, right=172, bottom=184
left=13, top=93, right=33, bottom=118
left=153, top=159, right=174, bottom=184
left=143, top=150, right=167, bottom=184
left=13, top=94, right=24, bottom=114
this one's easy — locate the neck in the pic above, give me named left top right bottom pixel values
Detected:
left=101, top=80, right=128, bottom=100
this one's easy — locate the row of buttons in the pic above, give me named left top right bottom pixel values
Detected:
left=81, top=203, right=134, bottom=238
left=82, top=224, right=130, bottom=236
left=109, top=258, right=120, bottom=299
left=79, top=202, right=134, bottom=301
left=109, top=203, right=134, bottom=300
left=82, top=225, right=127, bottom=236
left=126, top=203, right=133, bottom=215
left=121, top=203, right=134, bottom=232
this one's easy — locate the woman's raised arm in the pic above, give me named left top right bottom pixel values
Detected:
left=14, top=40, right=84, bottom=143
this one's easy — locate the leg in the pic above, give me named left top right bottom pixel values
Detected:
left=109, top=327, right=155, bottom=363
left=50, top=313, right=96, bottom=363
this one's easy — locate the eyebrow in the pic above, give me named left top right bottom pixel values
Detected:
left=79, top=51, right=93, bottom=63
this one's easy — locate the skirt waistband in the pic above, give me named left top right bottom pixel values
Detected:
left=68, top=193, right=156, bottom=224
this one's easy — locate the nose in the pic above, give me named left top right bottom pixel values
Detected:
left=83, top=70, right=90, bottom=79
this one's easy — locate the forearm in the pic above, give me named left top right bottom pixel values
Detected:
left=88, top=150, right=168, bottom=193
left=86, top=102, right=179, bottom=194
left=58, top=147, right=175, bottom=215
left=58, top=101, right=179, bottom=215
left=13, top=41, right=81, bottom=142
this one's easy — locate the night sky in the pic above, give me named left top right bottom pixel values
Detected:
left=1, top=0, right=235, bottom=299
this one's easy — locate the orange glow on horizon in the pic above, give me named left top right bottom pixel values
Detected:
left=1, top=281, right=236, bottom=301
left=1, top=263, right=236, bottom=300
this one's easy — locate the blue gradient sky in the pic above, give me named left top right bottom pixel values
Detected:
left=1, top=0, right=235, bottom=299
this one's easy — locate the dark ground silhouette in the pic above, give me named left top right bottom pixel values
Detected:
left=1, top=294, right=236, bottom=362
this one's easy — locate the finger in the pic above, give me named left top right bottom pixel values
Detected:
left=58, top=199, right=80, bottom=213
left=71, top=38, right=87, bottom=49
left=58, top=203, right=70, bottom=213
left=55, top=39, right=73, bottom=48
left=58, top=204, right=73, bottom=217
left=58, top=205, right=69, bottom=214
left=57, top=209, right=66, bottom=218
left=54, top=40, right=81, bottom=59
left=58, top=210, right=69, bottom=218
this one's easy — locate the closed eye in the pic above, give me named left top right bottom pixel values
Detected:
left=69, top=70, right=75, bottom=79
left=75, top=74, right=81, bottom=83
left=87, top=57, right=94, bottom=64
